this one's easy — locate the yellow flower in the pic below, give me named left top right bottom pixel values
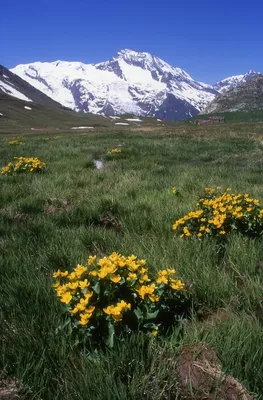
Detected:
left=53, top=269, right=61, bottom=278
left=69, top=307, right=79, bottom=315
left=158, top=270, right=168, bottom=277
left=172, top=187, right=177, bottom=194
left=149, top=294, right=160, bottom=302
left=61, top=271, right=68, bottom=277
left=79, top=279, right=90, bottom=289
left=110, top=274, right=121, bottom=283
left=156, top=275, right=168, bottom=284
left=127, top=272, right=137, bottom=281
left=167, top=269, right=176, bottom=275
left=67, top=282, right=79, bottom=290
left=139, top=274, right=150, bottom=283
left=79, top=306, right=95, bottom=326
left=183, top=227, right=191, bottom=237
left=53, top=281, right=60, bottom=288
left=68, top=272, right=77, bottom=281
left=60, top=292, right=72, bottom=304
left=84, top=291, right=93, bottom=301
left=75, top=264, right=87, bottom=277
left=56, top=284, right=67, bottom=296
left=170, top=279, right=185, bottom=291
left=151, top=330, right=158, bottom=337
left=197, top=233, right=202, bottom=238
left=88, top=255, right=96, bottom=266
left=136, top=284, right=156, bottom=299
left=89, top=270, right=98, bottom=277
left=103, top=301, right=131, bottom=321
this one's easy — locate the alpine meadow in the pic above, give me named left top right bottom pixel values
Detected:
left=1, top=119, right=263, bottom=399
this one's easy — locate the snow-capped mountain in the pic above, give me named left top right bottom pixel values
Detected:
left=0, top=64, right=66, bottom=109
left=10, top=50, right=260, bottom=120
left=11, top=50, right=217, bottom=120
left=213, top=70, right=259, bottom=94
left=0, top=65, right=32, bottom=102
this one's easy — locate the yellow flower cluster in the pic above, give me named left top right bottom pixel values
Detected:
left=53, top=252, right=185, bottom=328
left=107, top=148, right=122, bottom=155
left=104, top=300, right=131, bottom=321
left=172, top=187, right=177, bottom=194
left=1, top=157, right=46, bottom=175
left=156, top=269, right=185, bottom=290
left=173, top=188, right=263, bottom=239
left=8, top=140, right=24, bottom=145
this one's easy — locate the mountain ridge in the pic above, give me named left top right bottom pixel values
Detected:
left=10, top=50, right=260, bottom=120
left=204, top=74, right=263, bottom=114
left=0, top=64, right=68, bottom=109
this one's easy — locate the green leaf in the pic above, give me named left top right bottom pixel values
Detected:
left=105, top=322, right=115, bottom=348
left=134, top=308, right=143, bottom=321
left=93, top=281, right=100, bottom=294
left=143, top=322, right=158, bottom=330
left=145, top=309, right=159, bottom=320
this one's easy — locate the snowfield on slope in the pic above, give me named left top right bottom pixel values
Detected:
left=10, top=49, right=257, bottom=120
left=0, top=81, right=32, bottom=102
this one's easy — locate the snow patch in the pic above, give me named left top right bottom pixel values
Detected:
left=24, top=106, right=32, bottom=110
left=125, top=118, right=142, bottom=122
left=115, top=122, right=130, bottom=126
left=0, top=113, right=3, bottom=116
left=94, top=160, right=103, bottom=169
left=71, top=126, right=94, bottom=129
left=157, top=119, right=162, bottom=122
left=0, top=81, right=32, bottom=102
left=109, top=116, right=121, bottom=120
left=3, top=74, right=9, bottom=79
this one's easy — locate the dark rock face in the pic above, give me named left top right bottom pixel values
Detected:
left=154, top=94, right=199, bottom=120
left=96, top=60, right=125, bottom=80
left=25, top=67, right=54, bottom=92
left=205, top=74, right=263, bottom=113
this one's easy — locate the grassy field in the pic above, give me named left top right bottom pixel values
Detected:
left=1, top=123, right=263, bottom=399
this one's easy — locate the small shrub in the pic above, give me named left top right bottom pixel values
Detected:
left=173, top=187, right=263, bottom=240
left=8, top=140, right=24, bottom=145
left=53, top=252, right=188, bottom=348
left=107, top=148, right=122, bottom=155
left=1, top=157, right=46, bottom=176
left=171, top=187, right=180, bottom=196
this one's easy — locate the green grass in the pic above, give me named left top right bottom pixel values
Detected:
left=191, top=109, right=263, bottom=123
left=1, top=127, right=263, bottom=398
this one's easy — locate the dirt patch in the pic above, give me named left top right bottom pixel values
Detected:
left=176, top=343, right=254, bottom=399
left=0, top=379, right=21, bottom=399
left=203, top=308, right=230, bottom=326
left=44, top=198, right=72, bottom=215
left=96, top=212, right=122, bottom=232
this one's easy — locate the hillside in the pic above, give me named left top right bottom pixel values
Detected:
left=0, top=64, right=67, bottom=109
left=0, top=92, right=170, bottom=134
left=0, top=92, right=112, bottom=134
left=204, top=74, right=263, bottom=114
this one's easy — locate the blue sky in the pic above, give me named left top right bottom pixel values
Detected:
left=1, top=0, right=263, bottom=83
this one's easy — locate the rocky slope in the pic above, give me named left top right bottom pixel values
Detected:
left=204, top=74, right=263, bottom=113
left=0, top=64, right=66, bottom=109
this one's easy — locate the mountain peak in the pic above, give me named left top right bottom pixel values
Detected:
left=10, top=50, right=261, bottom=121
left=115, top=49, right=154, bottom=59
